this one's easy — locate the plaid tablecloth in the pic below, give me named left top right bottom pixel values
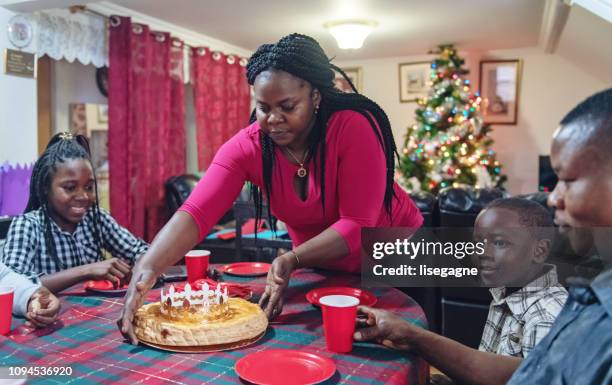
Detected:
left=0, top=267, right=428, bottom=385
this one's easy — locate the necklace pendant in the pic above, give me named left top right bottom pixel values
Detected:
left=297, top=167, right=307, bottom=178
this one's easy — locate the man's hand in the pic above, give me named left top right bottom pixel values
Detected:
left=26, top=287, right=61, bottom=328
left=258, top=253, right=296, bottom=319
left=353, top=306, right=419, bottom=351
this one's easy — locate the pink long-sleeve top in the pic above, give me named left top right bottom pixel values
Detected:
left=179, top=110, right=423, bottom=273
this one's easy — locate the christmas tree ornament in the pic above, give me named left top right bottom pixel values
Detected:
left=408, top=177, right=422, bottom=191
left=475, top=166, right=493, bottom=188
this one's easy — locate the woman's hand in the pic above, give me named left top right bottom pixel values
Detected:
left=117, top=266, right=157, bottom=345
left=258, top=253, right=297, bottom=319
left=26, top=287, right=61, bottom=328
left=86, top=258, right=131, bottom=286
left=353, top=306, right=418, bottom=351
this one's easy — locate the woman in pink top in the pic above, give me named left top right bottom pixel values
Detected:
left=119, top=34, right=422, bottom=341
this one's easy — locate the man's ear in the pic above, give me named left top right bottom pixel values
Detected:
left=533, top=238, right=551, bottom=263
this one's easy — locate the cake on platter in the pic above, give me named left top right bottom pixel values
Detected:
left=133, top=282, right=268, bottom=348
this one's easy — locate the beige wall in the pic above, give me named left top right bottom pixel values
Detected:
left=480, top=48, right=606, bottom=195
left=336, top=48, right=607, bottom=195
left=0, top=7, right=37, bottom=165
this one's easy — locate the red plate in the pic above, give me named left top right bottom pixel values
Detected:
left=84, top=280, right=128, bottom=294
left=235, top=349, right=336, bottom=385
left=174, top=279, right=253, bottom=300
left=306, top=287, right=377, bottom=307
left=219, top=262, right=271, bottom=277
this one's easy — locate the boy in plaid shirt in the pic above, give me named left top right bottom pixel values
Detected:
left=474, top=198, right=568, bottom=357
left=356, top=198, right=568, bottom=385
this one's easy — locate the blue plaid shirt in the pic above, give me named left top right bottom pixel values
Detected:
left=507, top=268, right=612, bottom=385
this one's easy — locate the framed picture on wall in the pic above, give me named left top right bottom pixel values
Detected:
left=97, top=105, right=108, bottom=124
left=398, top=61, right=431, bottom=103
left=334, top=67, right=362, bottom=93
left=479, top=59, right=522, bottom=125
left=69, top=103, right=87, bottom=136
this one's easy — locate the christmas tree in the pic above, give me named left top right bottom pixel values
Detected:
left=396, top=45, right=507, bottom=194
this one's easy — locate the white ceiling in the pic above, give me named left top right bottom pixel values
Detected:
left=4, top=0, right=609, bottom=81
left=101, top=0, right=546, bottom=60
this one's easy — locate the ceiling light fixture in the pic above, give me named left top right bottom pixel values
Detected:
left=324, top=20, right=378, bottom=49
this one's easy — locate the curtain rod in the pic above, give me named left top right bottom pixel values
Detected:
left=68, top=5, right=246, bottom=58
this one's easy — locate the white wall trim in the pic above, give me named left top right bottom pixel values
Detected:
left=87, top=1, right=252, bottom=58
left=539, top=0, right=571, bottom=53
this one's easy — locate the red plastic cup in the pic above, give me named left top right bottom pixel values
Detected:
left=185, top=250, right=210, bottom=283
left=320, top=294, right=360, bottom=353
left=0, top=286, right=15, bottom=336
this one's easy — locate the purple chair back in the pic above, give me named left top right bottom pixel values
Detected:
left=0, top=162, right=33, bottom=216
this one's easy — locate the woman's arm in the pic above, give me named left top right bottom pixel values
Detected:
left=119, top=194, right=243, bottom=344
left=118, top=211, right=201, bottom=344
left=282, top=228, right=349, bottom=268
left=119, top=131, right=252, bottom=344
left=131, top=212, right=200, bottom=275
left=258, top=227, right=348, bottom=319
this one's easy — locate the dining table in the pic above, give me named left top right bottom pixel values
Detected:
left=0, top=266, right=429, bottom=385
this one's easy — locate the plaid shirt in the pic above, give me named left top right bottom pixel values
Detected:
left=478, top=265, right=568, bottom=357
left=1, top=208, right=148, bottom=282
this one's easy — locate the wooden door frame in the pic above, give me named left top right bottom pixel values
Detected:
left=37, top=55, right=52, bottom=155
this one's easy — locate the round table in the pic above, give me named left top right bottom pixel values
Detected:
left=1, top=267, right=428, bottom=385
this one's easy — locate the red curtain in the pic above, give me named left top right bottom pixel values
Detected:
left=108, top=16, right=185, bottom=241
left=192, top=49, right=250, bottom=170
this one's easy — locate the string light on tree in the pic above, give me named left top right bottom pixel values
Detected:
left=396, top=44, right=507, bottom=193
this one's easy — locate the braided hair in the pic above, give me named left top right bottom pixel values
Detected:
left=25, top=132, right=104, bottom=270
left=246, top=33, right=398, bottom=230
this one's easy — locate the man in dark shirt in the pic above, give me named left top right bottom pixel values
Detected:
left=506, top=89, right=612, bottom=384
left=354, top=88, right=612, bottom=385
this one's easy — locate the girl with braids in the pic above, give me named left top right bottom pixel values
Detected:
left=119, top=33, right=421, bottom=340
left=2, top=132, right=149, bottom=293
